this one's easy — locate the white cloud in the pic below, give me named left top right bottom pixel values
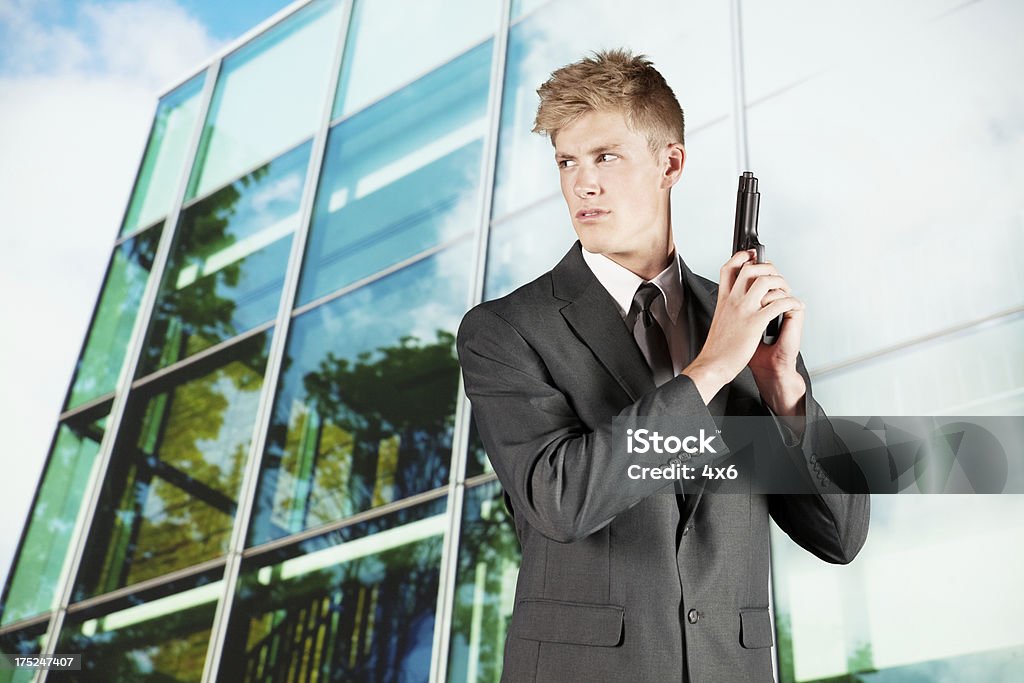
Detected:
left=0, top=0, right=221, bottom=600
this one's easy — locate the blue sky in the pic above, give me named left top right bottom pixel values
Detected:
left=0, top=0, right=295, bottom=605
left=175, top=1, right=297, bottom=40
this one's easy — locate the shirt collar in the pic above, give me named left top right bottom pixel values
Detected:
left=580, top=246, right=684, bottom=324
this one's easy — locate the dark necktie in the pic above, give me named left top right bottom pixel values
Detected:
left=630, top=283, right=674, bottom=386
left=630, top=283, right=686, bottom=505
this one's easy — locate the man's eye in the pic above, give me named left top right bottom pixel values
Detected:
left=598, top=153, right=618, bottom=162
left=558, top=159, right=576, bottom=169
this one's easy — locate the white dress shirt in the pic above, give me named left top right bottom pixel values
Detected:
left=581, top=246, right=804, bottom=444
left=581, top=246, right=689, bottom=376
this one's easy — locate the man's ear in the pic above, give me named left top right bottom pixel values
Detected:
left=661, top=143, right=685, bottom=189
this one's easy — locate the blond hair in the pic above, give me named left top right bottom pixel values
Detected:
left=533, top=49, right=685, bottom=154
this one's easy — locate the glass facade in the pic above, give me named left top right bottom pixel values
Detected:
left=0, top=621, right=48, bottom=683
left=446, top=481, right=519, bottom=683
left=120, top=76, right=204, bottom=237
left=186, top=0, right=346, bottom=201
left=2, top=1, right=1021, bottom=681
left=250, top=245, right=470, bottom=547
left=220, top=499, right=446, bottom=682
left=65, top=226, right=162, bottom=410
left=299, top=40, right=492, bottom=304
left=75, top=333, right=271, bottom=601
left=1, top=414, right=108, bottom=626
left=140, top=143, right=310, bottom=374
left=54, top=571, right=223, bottom=683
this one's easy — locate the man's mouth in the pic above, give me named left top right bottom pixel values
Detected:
left=576, top=208, right=609, bottom=220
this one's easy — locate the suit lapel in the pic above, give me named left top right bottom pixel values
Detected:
left=550, top=246, right=737, bottom=532
left=552, top=243, right=655, bottom=402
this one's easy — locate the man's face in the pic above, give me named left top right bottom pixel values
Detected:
left=554, top=108, right=675, bottom=259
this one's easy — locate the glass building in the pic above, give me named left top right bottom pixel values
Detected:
left=2, top=0, right=1022, bottom=681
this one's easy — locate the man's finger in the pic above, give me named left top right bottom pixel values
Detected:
left=759, top=288, right=791, bottom=307
left=760, top=296, right=803, bottom=323
left=734, top=263, right=781, bottom=294
left=747, top=274, right=790, bottom=303
left=719, top=250, right=756, bottom=300
left=774, top=301, right=805, bottom=350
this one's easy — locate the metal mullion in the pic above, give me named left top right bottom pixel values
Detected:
left=465, top=472, right=500, bottom=489
left=56, top=393, right=114, bottom=423
left=155, top=0, right=316, bottom=100
left=109, top=97, right=163, bottom=245
left=0, top=391, right=113, bottom=634
left=35, top=58, right=223, bottom=683
left=430, top=0, right=513, bottom=681
left=63, top=557, right=227, bottom=617
left=730, top=0, right=751, bottom=173
left=114, top=216, right=165, bottom=247
left=240, top=486, right=450, bottom=561
left=0, top=425, right=82, bottom=632
left=0, top=613, right=52, bottom=638
left=810, top=305, right=1024, bottom=379
left=57, top=210, right=166, bottom=420
left=128, top=320, right=274, bottom=392
left=198, top=3, right=353, bottom=680
left=507, top=0, right=551, bottom=28
left=731, top=5, right=778, bottom=680
left=178, top=135, right=316, bottom=213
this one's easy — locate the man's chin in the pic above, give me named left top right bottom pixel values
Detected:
left=574, top=232, right=605, bottom=255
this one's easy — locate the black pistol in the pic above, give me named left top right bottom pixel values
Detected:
left=733, top=171, right=783, bottom=345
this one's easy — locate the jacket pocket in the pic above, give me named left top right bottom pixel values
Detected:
left=739, top=608, right=774, bottom=649
left=512, top=598, right=624, bottom=647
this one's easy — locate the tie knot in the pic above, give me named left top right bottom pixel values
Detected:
left=632, top=283, right=662, bottom=328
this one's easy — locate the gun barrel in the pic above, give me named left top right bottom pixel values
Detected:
left=734, top=171, right=761, bottom=252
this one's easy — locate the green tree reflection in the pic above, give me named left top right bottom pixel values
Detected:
left=448, top=482, right=521, bottom=683
left=83, top=337, right=268, bottom=598
left=142, top=164, right=274, bottom=373
left=284, top=330, right=458, bottom=524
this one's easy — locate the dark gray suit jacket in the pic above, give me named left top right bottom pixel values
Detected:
left=456, top=242, right=870, bottom=682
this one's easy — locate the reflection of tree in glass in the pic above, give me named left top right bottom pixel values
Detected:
left=296, top=331, right=458, bottom=520
left=145, top=166, right=269, bottom=370
left=776, top=612, right=795, bottom=682
left=228, top=505, right=447, bottom=682
left=123, top=352, right=264, bottom=589
left=449, top=483, right=521, bottom=683
left=60, top=608, right=214, bottom=682
left=101, top=341, right=267, bottom=592
left=846, top=640, right=876, bottom=679
left=775, top=613, right=876, bottom=683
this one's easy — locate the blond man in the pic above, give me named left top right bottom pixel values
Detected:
left=457, top=49, right=869, bottom=683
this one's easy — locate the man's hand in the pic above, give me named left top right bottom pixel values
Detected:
left=683, top=250, right=806, bottom=409
left=748, top=263, right=806, bottom=419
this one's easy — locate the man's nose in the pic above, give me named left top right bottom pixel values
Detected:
left=574, top=167, right=599, bottom=198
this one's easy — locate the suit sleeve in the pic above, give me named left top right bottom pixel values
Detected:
left=457, top=304, right=723, bottom=544
left=767, top=353, right=871, bottom=564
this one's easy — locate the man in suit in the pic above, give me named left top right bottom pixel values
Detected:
left=456, top=49, right=869, bottom=682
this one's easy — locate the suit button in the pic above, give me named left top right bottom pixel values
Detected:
left=687, top=609, right=699, bottom=624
